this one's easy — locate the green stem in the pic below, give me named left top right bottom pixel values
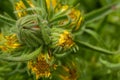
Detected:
left=75, top=40, right=118, bottom=55
left=97, top=16, right=108, bottom=33
left=100, top=57, right=120, bottom=70
left=0, top=47, right=42, bottom=62
left=84, top=29, right=107, bottom=48
left=84, top=1, right=120, bottom=24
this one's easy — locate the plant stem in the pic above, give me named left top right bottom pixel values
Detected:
left=75, top=40, right=118, bottom=55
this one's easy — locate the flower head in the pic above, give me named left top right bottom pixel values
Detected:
left=51, top=28, right=75, bottom=51
left=15, top=0, right=26, bottom=18
left=4, top=34, right=20, bottom=48
left=59, top=62, right=79, bottom=80
left=69, top=8, right=82, bottom=30
left=15, top=0, right=34, bottom=18
left=57, top=30, right=74, bottom=49
left=59, top=5, right=83, bottom=31
left=0, top=34, right=20, bottom=52
left=28, top=54, right=51, bottom=79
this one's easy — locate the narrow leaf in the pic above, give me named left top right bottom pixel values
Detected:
left=0, top=47, right=42, bottom=62
left=84, top=1, right=120, bottom=24
left=75, top=40, right=118, bottom=55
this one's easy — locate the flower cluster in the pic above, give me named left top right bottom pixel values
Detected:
left=1, top=0, right=120, bottom=80
left=9, top=0, right=83, bottom=79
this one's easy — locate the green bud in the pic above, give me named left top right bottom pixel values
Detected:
left=16, top=15, right=43, bottom=47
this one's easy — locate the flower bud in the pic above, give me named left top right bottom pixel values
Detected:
left=16, top=15, right=43, bottom=47
left=51, top=28, right=76, bottom=52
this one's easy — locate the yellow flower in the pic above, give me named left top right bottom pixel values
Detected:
left=59, top=62, right=78, bottom=80
left=60, top=5, right=69, bottom=12
left=0, top=34, right=20, bottom=52
left=60, top=5, right=83, bottom=30
left=57, top=30, right=74, bottom=49
left=28, top=54, right=51, bottom=79
left=4, top=34, right=20, bottom=48
left=69, top=8, right=82, bottom=30
left=15, top=0, right=26, bottom=18
left=59, top=68, right=77, bottom=80
left=15, top=0, right=34, bottom=18
left=46, top=0, right=57, bottom=10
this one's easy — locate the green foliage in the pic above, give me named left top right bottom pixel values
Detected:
left=0, top=0, right=120, bottom=80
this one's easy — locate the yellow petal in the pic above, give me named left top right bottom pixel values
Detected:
left=46, top=0, right=57, bottom=9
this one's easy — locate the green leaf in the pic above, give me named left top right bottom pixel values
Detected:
left=0, top=47, right=42, bottom=62
left=84, top=29, right=107, bottom=47
left=0, top=15, right=16, bottom=26
left=50, top=15, right=68, bottom=23
left=75, top=40, right=118, bottom=55
left=100, top=57, right=120, bottom=70
left=84, top=29, right=101, bottom=41
left=84, top=1, right=120, bottom=24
